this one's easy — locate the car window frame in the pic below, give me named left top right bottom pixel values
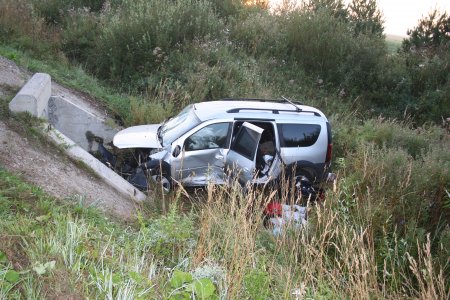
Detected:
left=183, top=122, right=232, bottom=152
left=277, top=123, right=322, bottom=148
left=230, top=122, right=264, bottom=161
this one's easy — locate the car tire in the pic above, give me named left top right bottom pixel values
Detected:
left=150, top=168, right=172, bottom=193
left=294, top=167, right=316, bottom=184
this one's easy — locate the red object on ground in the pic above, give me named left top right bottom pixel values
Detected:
left=265, top=201, right=283, bottom=216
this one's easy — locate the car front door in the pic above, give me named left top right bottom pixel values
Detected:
left=225, top=122, right=264, bottom=184
left=171, top=122, right=231, bottom=186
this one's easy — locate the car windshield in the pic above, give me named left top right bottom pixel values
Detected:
left=160, top=104, right=201, bottom=147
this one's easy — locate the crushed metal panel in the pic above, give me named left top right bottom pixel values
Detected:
left=113, top=124, right=162, bottom=149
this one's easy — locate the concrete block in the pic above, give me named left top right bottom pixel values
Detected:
left=41, top=123, right=147, bottom=203
left=9, top=73, right=51, bottom=117
left=48, top=96, right=117, bottom=151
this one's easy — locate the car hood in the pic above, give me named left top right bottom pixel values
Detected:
left=113, top=124, right=162, bottom=149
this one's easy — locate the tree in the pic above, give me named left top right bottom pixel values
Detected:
left=402, top=10, right=450, bottom=54
left=348, top=0, right=384, bottom=37
left=305, top=0, right=348, bottom=19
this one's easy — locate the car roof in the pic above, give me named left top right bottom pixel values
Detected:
left=193, top=99, right=327, bottom=123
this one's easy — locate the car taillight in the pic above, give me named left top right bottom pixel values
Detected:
left=326, top=143, right=333, bottom=163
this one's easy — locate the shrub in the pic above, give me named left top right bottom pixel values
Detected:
left=128, top=96, right=174, bottom=125
left=32, top=0, right=111, bottom=24
left=0, top=0, right=60, bottom=58
left=242, top=268, right=270, bottom=299
left=282, top=8, right=353, bottom=83
left=207, top=0, right=242, bottom=18
left=342, top=33, right=386, bottom=92
left=333, top=117, right=449, bottom=280
left=61, top=7, right=101, bottom=63
left=305, top=0, right=348, bottom=19
left=90, top=0, right=224, bottom=87
left=0, top=0, right=34, bottom=41
left=281, top=6, right=386, bottom=90
left=357, top=118, right=437, bottom=158
left=166, top=39, right=268, bottom=100
left=230, top=12, right=281, bottom=57
left=402, top=9, right=450, bottom=55
left=366, top=9, right=450, bottom=124
left=405, top=52, right=450, bottom=123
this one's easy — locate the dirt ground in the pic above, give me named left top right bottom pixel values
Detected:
left=0, top=56, right=139, bottom=220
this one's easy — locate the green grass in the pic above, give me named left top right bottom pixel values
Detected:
left=0, top=167, right=200, bottom=299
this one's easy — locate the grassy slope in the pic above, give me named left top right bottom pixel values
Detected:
left=0, top=46, right=449, bottom=298
left=0, top=57, right=164, bottom=298
left=0, top=168, right=165, bottom=299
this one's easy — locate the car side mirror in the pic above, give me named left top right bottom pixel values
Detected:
left=172, top=145, right=181, bottom=157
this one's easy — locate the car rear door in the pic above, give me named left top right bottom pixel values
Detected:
left=225, top=122, right=264, bottom=184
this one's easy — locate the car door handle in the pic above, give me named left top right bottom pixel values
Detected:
left=215, top=154, right=224, bottom=160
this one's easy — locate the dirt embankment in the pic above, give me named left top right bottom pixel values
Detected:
left=0, top=56, right=140, bottom=220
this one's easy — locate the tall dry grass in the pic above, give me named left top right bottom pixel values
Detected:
left=189, top=172, right=448, bottom=299
left=0, top=0, right=61, bottom=56
left=193, top=183, right=269, bottom=298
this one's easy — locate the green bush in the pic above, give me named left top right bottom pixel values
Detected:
left=357, top=118, right=436, bottom=158
left=243, top=268, right=271, bottom=299
left=90, top=0, right=224, bottom=87
left=333, top=117, right=449, bottom=281
left=405, top=53, right=450, bottom=123
left=166, top=40, right=267, bottom=101
left=0, top=0, right=59, bottom=58
left=348, top=0, right=384, bottom=36
left=341, top=33, right=386, bottom=92
left=61, top=8, right=101, bottom=63
left=32, top=0, right=111, bottom=24
left=207, top=0, right=242, bottom=18
left=401, top=9, right=449, bottom=55
left=365, top=9, right=450, bottom=124
left=282, top=8, right=353, bottom=83
left=230, top=11, right=281, bottom=57
left=281, top=6, right=386, bottom=91
left=0, top=1, right=33, bottom=41
left=363, top=50, right=450, bottom=124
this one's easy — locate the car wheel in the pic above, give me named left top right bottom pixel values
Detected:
left=294, top=167, right=316, bottom=184
left=294, top=168, right=320, bottom=203
left=150, top=169, right=172, bottom=193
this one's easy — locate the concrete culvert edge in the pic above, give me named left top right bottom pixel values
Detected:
left=0, top=56, right=146, bottom=219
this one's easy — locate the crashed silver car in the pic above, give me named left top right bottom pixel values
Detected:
left=109, top=98, right=334, bottom=193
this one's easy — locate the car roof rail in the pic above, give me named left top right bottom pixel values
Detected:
left=226, top=107, right=321, bottom=116
left=220, top=97, right=304, bottom=105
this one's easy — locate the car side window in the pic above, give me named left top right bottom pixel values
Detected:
left=184, top=123, right=230, bottom=151
left=278, top=124, right=321, bottom=147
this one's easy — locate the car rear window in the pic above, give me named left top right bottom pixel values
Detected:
left=278, top=124, right=321, bottom=147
